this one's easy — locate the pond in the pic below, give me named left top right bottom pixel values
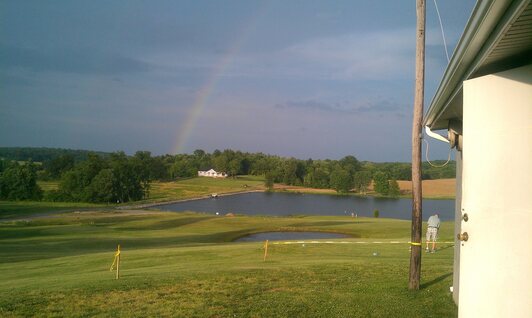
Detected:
left=235, top=231, right=352, bottom=242
left=157, top=192, right=455, bottom=221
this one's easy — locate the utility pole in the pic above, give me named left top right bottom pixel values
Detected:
left=409, top=0, right=425, bottom=291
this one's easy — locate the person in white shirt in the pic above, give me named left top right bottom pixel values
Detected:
left=426, top=213, right=440, bottom=253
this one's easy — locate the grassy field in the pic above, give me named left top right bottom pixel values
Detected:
left=36, top=180, right=60, bottom=192
left=39, top=176, right=266, bottom=205
left=276, top=178, right=456, bottom=199
left=397, top=179, right=456, bottom=199
left=0, top=201, right=105, bottom=220
left=0, top=210, right=457, bottom=317
left=144, top=175, right=265, bottom=203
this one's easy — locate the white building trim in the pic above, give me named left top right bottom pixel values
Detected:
left=198, top=169, right=227, bottom=178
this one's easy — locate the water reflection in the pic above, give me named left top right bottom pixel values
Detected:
left=158, top=192, right=454, bottom=221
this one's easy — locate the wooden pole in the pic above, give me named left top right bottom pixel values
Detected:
left=409, top=0, right=425, bottom=291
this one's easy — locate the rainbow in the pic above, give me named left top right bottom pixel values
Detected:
left=173, top=4, right=270, bottom=154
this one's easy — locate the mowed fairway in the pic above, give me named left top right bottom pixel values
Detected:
left=134, top=176, right=265, bottom=204
left=0, top=211, right=457, bottom=317
left=0, top=201, right=105, bottom=220
left=37, top=176, right=266, bottom=205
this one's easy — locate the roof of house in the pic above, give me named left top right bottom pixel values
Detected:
left=424, top=0, right=532, bottom=130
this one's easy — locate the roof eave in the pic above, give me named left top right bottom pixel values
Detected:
left=424, top=0, right=529, bottom=130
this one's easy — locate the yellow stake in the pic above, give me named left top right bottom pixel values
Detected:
left=110, top=244, right=121, bottom=279
left=263, top=240, right=269, bottom=262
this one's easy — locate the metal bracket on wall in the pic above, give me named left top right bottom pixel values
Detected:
left=448, top=119, right=463, bottom=151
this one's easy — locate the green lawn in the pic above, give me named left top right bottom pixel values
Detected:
left=143, top=175, right=266, bottom=203
left=36, top=180, right=60, bottom=191
left=0, top=210, right=457, bottom=317
left=0, top=201, right=105, bottom=220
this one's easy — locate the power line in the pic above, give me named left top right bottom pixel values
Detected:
left=433, top=0, right=450, bottom=63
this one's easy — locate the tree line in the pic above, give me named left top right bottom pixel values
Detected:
left=0, top=147, right=110, bottom=163
left=0, top=147, right=456, bottom=203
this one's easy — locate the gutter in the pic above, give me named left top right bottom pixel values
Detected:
left=423, top=0, right=528, bottom=129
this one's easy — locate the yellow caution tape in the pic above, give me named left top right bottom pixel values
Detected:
left=270, top=241, right=454, bottom=245
left=110, top=245, right=121, bottom=271
left=263, top=240, right=269, bottom=261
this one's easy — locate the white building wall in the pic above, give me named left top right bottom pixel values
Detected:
left=460, top=65, right=532, bottom=318
left=198, top=169, right=227, bottom=178
left=453, top=150, right=462, bottom=305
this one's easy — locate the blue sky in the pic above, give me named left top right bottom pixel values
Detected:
left=0, top=0, right=476, bottom=161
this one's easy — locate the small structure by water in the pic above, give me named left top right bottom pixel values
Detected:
left=235, top=231, right=351, bottom=242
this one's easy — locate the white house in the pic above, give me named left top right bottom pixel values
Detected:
left=424, top=1, right=531, bottom=317
left=198, top=169, right=227, bottom=178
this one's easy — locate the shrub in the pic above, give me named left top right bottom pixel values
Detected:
left=0, top=162, right=43, bottom=201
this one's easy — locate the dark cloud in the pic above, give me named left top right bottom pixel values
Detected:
left=276, top=99, right=406, bottom=115
left=355, top=100, right=405, bottom=113
left=276, top=100, right=342, bottom=112
left=0, top=45, right=151, bottom=75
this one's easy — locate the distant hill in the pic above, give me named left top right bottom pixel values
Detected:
left=0, top=147, right=111, bottom=163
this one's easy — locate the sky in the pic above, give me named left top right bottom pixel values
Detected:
left=0, top=0, right=477, bottom=162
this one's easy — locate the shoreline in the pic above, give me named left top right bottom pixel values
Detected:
left=117, top=189, right=265, bottom=210
left=118, top=187, right=455, bottom=211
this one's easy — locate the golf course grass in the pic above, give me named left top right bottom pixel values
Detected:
left=38, top=176, right=267, bottom=206
left=0, top=201, right=105, bottom=220
left=0, top=210, right=457, bottom=317
left=144, top=175, right=266, bottom=203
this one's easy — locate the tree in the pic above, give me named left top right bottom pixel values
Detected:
left=57, top=151, right=150, bottom=203
left=149, top=156, right=170, bottom=180
left=249, top=153, right=273, bottom=175
left=339, top=155, right=361, bottom=175
left=0, top=161, right=43, bottom=200
left=109, top=152, right=149, bottom=202
left=213, top=150, right=245, bottom=177
left=86, top=169, right=115, bottom=203
left=171, top=155, right=198, bottom=178
left=59, top=169, right=89, bottom=201
left=330, top=167, right=352, bottom=193
left=213, top=150, right=233, bottom=174
left=193, top=149, right=212, bottom=171
left=45, top=154, right=75, bottom=179
left=132, top=151, right=152, bottom=182
left=280, top=158, right=302, bottom=185
left=388, top=179, right=401, bottom=198
left=353, top=171, right=372, bottom=194
left=304, top=165, right=330, bottom=189
left=58, top=153, right=108, bottom=201
left=264, top=172, right=274, bottom=191
left=373, top=171, right=389, bottom=195
left=228, top=157, right=243, bottom=177
left=0, top=159, right=8, bottom=174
